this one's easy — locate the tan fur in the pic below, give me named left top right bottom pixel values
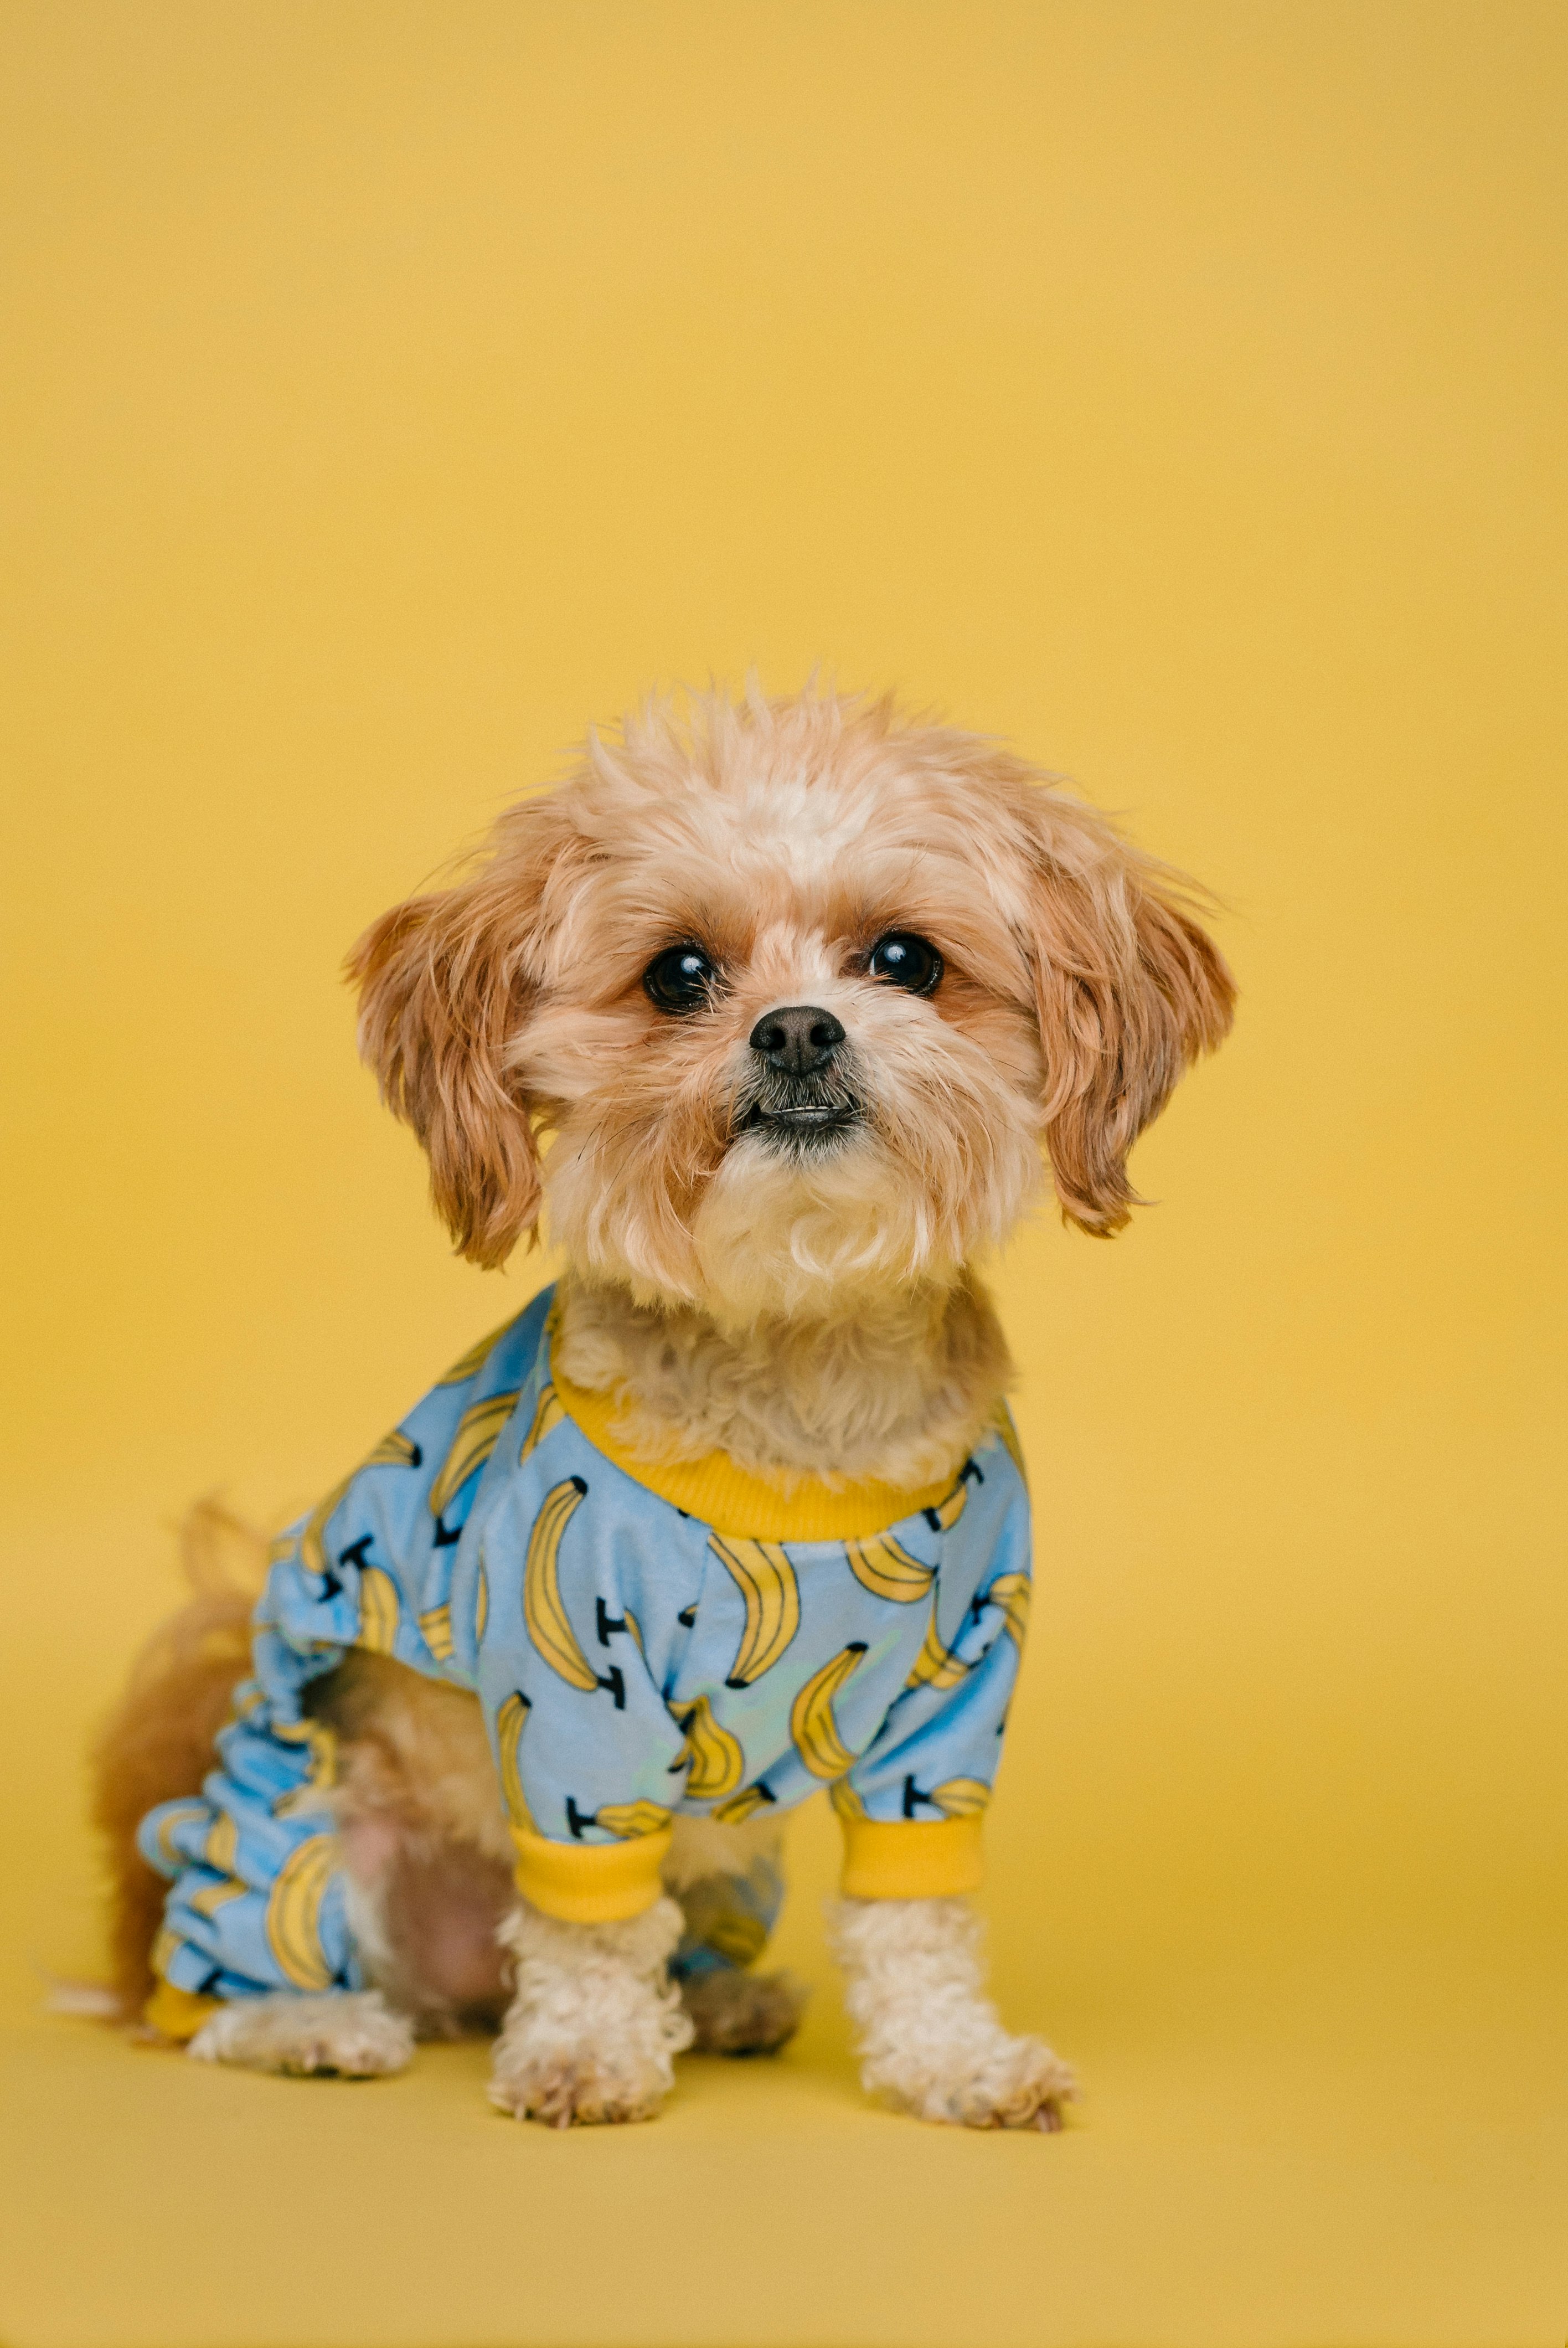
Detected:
left=306, top=1657, right=517, bottom=2038
left=350, top=687, right=1233, bottom=1301
left=312, top=1654, right=513, bottom=1869
left=680, top=1966, right=806, bottom=2056
left=657, top=1808, right=788, bottom=1893
left=94, top=682, right=1233, bottom=2125
left=554, top=1268, right=1011, bottom=1489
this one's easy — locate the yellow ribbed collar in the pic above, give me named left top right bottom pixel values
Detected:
left=547, top=1361, right=954, bottom=1542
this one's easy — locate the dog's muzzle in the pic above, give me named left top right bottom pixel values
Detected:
left=737, top=1003, right=862, bottom=1147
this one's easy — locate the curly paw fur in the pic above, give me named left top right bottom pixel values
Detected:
left=489, top=1896, right=694, bottom=2127
left=829, top=1895, right=1075, bottom=2130
left=187, top=1990, right=415, bottom=2078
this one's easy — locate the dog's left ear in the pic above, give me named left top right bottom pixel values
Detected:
left=1020, top=797, right=1236, bottom=1235
left=347, top=799, right=575, bottom=1269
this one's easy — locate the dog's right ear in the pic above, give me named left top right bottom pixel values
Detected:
left=1017, top=791, right=1236, bottom=1237
left=347, top=802, right=572, bottom=1269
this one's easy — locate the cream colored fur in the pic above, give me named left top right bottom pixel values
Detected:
left=554, top=1270, right=1011, bottom=1489
left=829, top=1897, right=1075, bottom=2128
left=489, top=1897, right=693, bottom=2126
left=188, top=1990, right=415, bottom=2078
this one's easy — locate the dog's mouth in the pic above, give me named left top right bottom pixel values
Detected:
left=734, top=1079, right=863, bottom=1151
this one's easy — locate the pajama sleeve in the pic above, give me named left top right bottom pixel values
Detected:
left=472, top=1462, right=693, bottom=1924
left=831, top=1472, right=1032, bottom=1901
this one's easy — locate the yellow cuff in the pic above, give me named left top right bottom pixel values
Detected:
left=511, top=1825, right=673, bottom=1922
left=143, top=1981, right=222, bottom=2041
left=839, top=1815, right=984, bottom=1899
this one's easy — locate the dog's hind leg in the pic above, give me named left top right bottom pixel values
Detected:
left=677, top=1963, right=806, bottom=2054
left=188, top=1990, right=414, bottom=2077
left=662, top=1814, right=808, bottom=2054
left=88, top=1509, right=262, bottom=2019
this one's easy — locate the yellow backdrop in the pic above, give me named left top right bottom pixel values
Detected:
left=2, top=6, right=1563, bottom=2345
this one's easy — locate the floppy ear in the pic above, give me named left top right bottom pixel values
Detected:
left=347, top=801, right=577, bottom=1268
left=1022, top=804, right=1236, bottom=1235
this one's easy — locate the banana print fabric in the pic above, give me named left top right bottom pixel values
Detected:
left=140, top=1285, right=1031, bottom=2009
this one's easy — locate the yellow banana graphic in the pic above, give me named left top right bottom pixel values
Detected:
left=906, top=1606, right=971, bottom=1692
left=623, top=1608, right=644, bottom=1654
left=670, top=1696, right=745, bottom=1800
left=298, top=1428, right=422, bottom=1580
left=271, top=1719, right=338, bottom=1815
left=365, top=1429, right=420, bottom=1469
left=437, top=1317, right=515, bottom=1385
left=790, top=1642, right=869, bottom=1779
left=188, top=1873, right=246, bottom=1921
left=418, top=1603, right=455, bottom=1662
left=189, top=1806, right=245, bottom=1916
left=523, top=1477, right=595, bottom=1688
left=300, top=1472, right=353, bottom=1582
left=357, top=1564, right=400, bottom=1655
left=710, top=1535, right=801, bottom=1686
left=711, top=1783, right=776, bottom=1826
left=985, top=1571, right=1031, bottom=1649
left=699, top=1906, right=768, bottom=1967
left=829, top=1777, right=868, bottom=1822
left=844, top=1532, right=935, bottom=1604
left=428, top=1391, right=520, bottom=1522
left=496, top=1691, right=533, bottom=1831
left=922, top=1469, right=974, bottom=1533
left=150, top=1923, right=183, bottom=1983
left=931, top=1777, right=991, bottom=1817
left=473, top=1563, right=489, bottom=1649
left=265, top=1834, right=337, bottom=1991
left=150, top=1801, right=208, bottom=1873
left=519, top=1382, right=565, bottom=1462
left=595, top=1800, right=673, bottom=1840
left=991, top=1401, right=1028, bottom=1486
left=204, top=1811, right=238, bottom=1872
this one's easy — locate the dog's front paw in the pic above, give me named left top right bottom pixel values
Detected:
left=488, top=2035, right=675, bottom=2127
left=867, top=2027, right=1076, bottom=2130
left=188, top=1990, right=415, bottom=2078
left=489, top=1894, right=694, bottom=2128
left=831, top=1897, right=1077, bottom=2130
left=927, top=2031, right=1077, bottom=2131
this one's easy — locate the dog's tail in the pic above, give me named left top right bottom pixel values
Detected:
left=87, top=1500, right=265, bottom=2019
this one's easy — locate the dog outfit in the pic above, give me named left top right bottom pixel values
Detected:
left=139, top=1285, right=1032, bottom=2037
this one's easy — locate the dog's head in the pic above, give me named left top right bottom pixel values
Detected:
left=350, top=688, right=1234, bottom=1325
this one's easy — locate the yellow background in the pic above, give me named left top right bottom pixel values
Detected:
left=2, top=6, right=1564, bottom=2344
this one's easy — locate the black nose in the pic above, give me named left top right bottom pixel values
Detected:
left=749, top=1003, right=845, bottom=1076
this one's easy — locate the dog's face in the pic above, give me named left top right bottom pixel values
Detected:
left=352, top=691, right=1233, bottom=1325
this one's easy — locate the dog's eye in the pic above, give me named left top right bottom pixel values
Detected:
left=867, top=933, right=943, bottom=996
left=643, top=944, right=718, bottom=1013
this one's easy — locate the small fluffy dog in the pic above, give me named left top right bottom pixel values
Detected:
left=93, top=685, right=1233, bottom=2129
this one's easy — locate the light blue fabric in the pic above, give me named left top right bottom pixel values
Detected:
left=140, top=1285, right=1031, bottom=2003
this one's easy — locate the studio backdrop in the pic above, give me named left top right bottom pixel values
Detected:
left=2, top=7, right=1563, bottom=2346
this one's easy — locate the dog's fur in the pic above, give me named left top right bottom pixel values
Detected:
left=93, top=684, right=1233, bottom=2127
